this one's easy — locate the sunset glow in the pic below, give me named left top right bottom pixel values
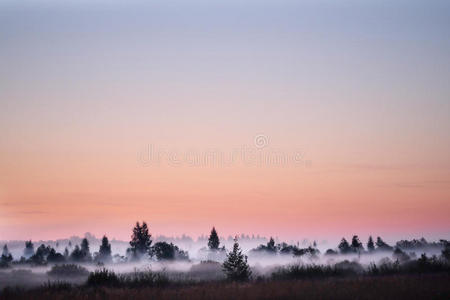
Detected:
left=1, top=0, right=449, bottom=243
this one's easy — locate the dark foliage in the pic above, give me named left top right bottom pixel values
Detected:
left=152, top=241, right=189, bottom=261
left=222, top=237, right=251, bottom=281
left=129, top=222, right=152, bottom=260
left=208, top=227, right=220, bottom=250
left=97, top=235, right=112, bottom=263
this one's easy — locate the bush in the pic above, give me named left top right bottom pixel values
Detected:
left=47, top=264, right=89, bottom=278
left=86, top=269, right=169, bottom=288
left=122, top=271, right=169, bottom=288
left=87, top=269, right=120, bottom=287
left=272, top=264, right=340, bottom=280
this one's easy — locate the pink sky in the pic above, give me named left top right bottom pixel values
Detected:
left=1, top=0, right=449, bottom=242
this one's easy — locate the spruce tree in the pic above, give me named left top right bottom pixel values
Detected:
left=129, top=221, right=152, bottom=259
left=208, top=227, right=220, bottom=250
left=267, top=237, right=276, bottom=252
left=0, top=244, right=13, bottom=267
left=338, top=238, right=351, bottom=254
left=222, top=237, right=251, bottom=281
left=367, top=236, right=375, bottom=252
left=81, top=238, right=92, bottom=261
left=98, top=235, right=112, bottom=263
left=351, top=235, right=363, bottom=252
left=24, top=240, right=34, bottom=258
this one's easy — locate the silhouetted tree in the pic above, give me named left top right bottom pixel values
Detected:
left=30, top=244, right=51, bottom=265
left=325, top=249, right=338, bottom=255
left=97, top=235, right=112, bottom=263
left=80, top=238, right=92, bottom=262
left=441, top=240, right=450, bottom=261
left=267, top=237, right=276, bottom=252
left=376, top=237, right=393, bottom=251
left=351, top=235, right=363, bottom=253
left=393, top=247, right=410, bottom=262
left=70, top=245, right=84, bottom=262
left=64, top=247, right=69, bottom=259
left=24, top=240, right=34, bottom=258
left=152, top=242, right=189, bottom=261
left=47, top=248, right=65, bottom=263
left=338, top=238, right=351, bottom=254
left=208, top=227, right=220, bottom=250
left=222, top=237, right=251, bottom=281
left=0, top=245, right=13, bottom=267
left=129, top=221, right=152, bottom=260
left=367, top=236, right=375, bottom=252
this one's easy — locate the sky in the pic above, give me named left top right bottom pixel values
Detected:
left=1, top=0, right=450, bottom=243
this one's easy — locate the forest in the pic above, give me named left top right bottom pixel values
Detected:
left=0, top=222, right=449, bottom=299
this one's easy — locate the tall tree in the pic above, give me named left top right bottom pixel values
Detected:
left=98, top=235, right=112, bottom=263
left=0, top=244, right=13, bottom=267
left=129, top=221, right=152, bottom=259
left=351, top=235, right=363, bottom=252
left=81, top=238, right=92, bottom=261
left=367, top=236, right=375, bottom=252
left=338, top=238, right=351, bottom=254
left=2, top=245, right=9, bottom=257
left=70, top=245, right=84, bottom=262
left=222, top=237, right=251, bottom=281
left=23, top=240, right=34, bottom=258
left=267, top=237, right=276, bottom=252
left=208, top=227, right=220, bottom=250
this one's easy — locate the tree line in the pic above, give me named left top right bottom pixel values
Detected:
left=2, top=222, right=449, bottom=281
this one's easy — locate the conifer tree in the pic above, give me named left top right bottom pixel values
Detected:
left=81, top=238, right=92, bottom=261
left=0, top=244, right=13, bottom=267
left=98, top=235, right=112, bottom=263
left=222, top=237, right=251, bottom=281
left=338, top=238, right=351, bottom=254
left=208, top=227, right=220, bottom=250
left=351, top=235, right=363, bottom=252
left=367, top=236, right=375, bottom=252
left=129, top=221, right=152, bottom=259
left=24, top=240, right=34, bottom=258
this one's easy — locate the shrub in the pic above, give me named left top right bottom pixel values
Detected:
left=87, top=269, right=120, bottom=287
left=47, top=264, right=89, bottom=278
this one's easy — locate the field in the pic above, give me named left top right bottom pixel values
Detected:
left=1, top=273, right=449, bottom=300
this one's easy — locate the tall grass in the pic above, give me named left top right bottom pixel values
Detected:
left=86, top=268, right=169, bottom=288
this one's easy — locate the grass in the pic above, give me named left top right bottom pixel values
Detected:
left=47, top=264, right=89, bottom=278
left=86, top=268, right=169, bottom=288
left=0, top=274, right=449, bottom=300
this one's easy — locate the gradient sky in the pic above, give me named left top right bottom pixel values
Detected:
left=1, top=0, right=450, bottom=243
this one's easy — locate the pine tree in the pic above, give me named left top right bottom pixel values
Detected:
left=338, top=238, right=351, bottom=254
left=24, top=240, right=34, bottom=258
left=208, top=227, right=220, bottom=250
left=367, top=236, right=375, bottom=252
left=2, top=245, right=9, bottom=257
left=222, top=237, right=251, bottom=281
left=129, top=221, right=152, bottom=260
left=351, top=235, right=363, bottom=252
left=98, top=235, right=112, bottom=263
left=81, top=238, right=92, bottom=261
left=64, top=247, right=69, bottom=259
left=1, top=244, right=13, bottom=267
left=267, top=237, right=276, bottom=252
left=70, top=245, right=84, bottom=262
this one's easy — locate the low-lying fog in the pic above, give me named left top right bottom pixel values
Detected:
left=1, top=234, right=447, bottom=289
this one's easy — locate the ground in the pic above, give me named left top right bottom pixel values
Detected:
left=1, top=273, right=449, bottom=300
